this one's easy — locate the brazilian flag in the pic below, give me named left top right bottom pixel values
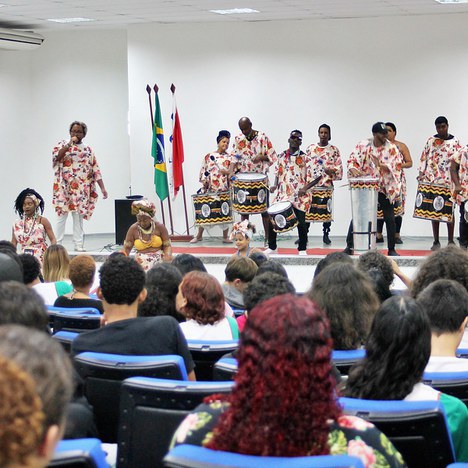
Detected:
left=151, top=91, right=169, bottom=201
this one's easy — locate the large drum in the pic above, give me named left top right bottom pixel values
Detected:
left=192, top=191, right=232, bottom=226
left=349, top=177, right=379, bottom=251
left=267, top=201, right=298, bottom=233
left=413, top=182, right=453, bottom=223
left=232, top=173, right=268, bottom=214
left=306, top=187, right=334, bottom=223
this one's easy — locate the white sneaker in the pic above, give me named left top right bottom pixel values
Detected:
left=298, top=250, right=307, bottom=256
left=75, top=246, right=86, bottom=252
left=263, top=248, right=278, bottom=255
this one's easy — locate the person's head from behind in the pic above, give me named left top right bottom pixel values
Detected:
left=0, top=251, right=23, bottom=283
left=206, top=295, right=340, bottom=456
left=224, top=256, right=258, bottom=291
left=69, top=254, right=96, bottom=290
left=244, top=273, right=295, bottom=312
left=313, top=251, right=353, bottom=280
left=176, top=271, right=225, bottom=325
left=42, top=245, right=70, bottom=282
left=256, top=260, right=288, bottom=278
left=171, top=253, right=207, bottom=277
left=19, top=254, right=42, bottom=285
left=411, top=246, right=468, bottom=298
left=417, top=279, right=468, bottom=338
left=138, top=263, right=183, bottom=321
left=0, top=325, right=73, bottom=466
left=98, top=255, right=146, bottom=306
left=0, top=281, right=49, bottom=333
left=357, top=250, right=394, bottom=302
left=346, top=296, right=430, bottom=400
left=308, top=262, right=379, bottom=349
left=248, top=251, right=268, bottom=268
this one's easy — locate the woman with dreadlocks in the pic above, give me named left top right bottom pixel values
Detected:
left=12, top=188, right=56, bottom=263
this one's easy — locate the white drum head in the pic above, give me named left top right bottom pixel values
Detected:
left=415, top=192, right=423, bottom=208
left=257, top=189, right=266, bottom=203
left=221, top=202, right=230, bottom=216
left=348, top=177, right=379, bottom=183
left=236, top=190, right=247, bottom=203
left=433, top=196, right=444, bottom=212
left=268, top=201, right=291, bottom=215
left=275, top=214, right=287, bottom=229
left=237, top=172, right=266, bottom=182
left=201, top=204, right=211, bottom=218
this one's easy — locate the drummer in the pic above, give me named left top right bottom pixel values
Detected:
left=418, top=116, right=462, bottom=250
left=190, top=130, right=233, bottom=244
left=232, top=117, right=277, bottom=242
left=265, top=129, right=316, bottom=256
left=344, top=122, right=402, bottom=257
left=451, top=145, right=468, bottom=249
left=306, top=124, right=343, bottom=245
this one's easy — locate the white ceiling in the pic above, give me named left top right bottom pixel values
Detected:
left=0, top=0, right=467, bottom=31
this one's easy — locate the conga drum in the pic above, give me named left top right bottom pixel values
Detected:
left=413, top=182, right=453, bottom=223
left=267, top=201, right=298, bottom=233
left=306, top=187, right=334, bottom=223
left=192, top=191, right=232, bottom=226
left=349, top=177, right=379, bottom=251
left=231, top=173, right=268, bottom=214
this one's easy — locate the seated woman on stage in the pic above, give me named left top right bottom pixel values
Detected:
left=177, top=271, right=239, bottom=340
left=123, top=199, right=172, bottom=270
left=11, top=188, right=56, bottom=264
left=345, top=295, right=468, bottom=462
left=191, top=130, right=233, bottom=244
left=172, top=295, right=404, bottom=467
left=54, top=254, right=103, bottom=313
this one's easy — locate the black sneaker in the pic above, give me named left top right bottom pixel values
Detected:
left=395, top=237, right=403, bottom=244
left=323, top=234, right=332, bottom=245
left=376, top=235, right=384, bottom=243
left=343, top=247, right=354, bottom=255
left=431, top=241, right=441, bottom=251
left=388, top=249, right=400, bottom=257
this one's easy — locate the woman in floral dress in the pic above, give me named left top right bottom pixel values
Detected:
left=171, top=294, right=405, bottom=467
left=12, top=188, right=56, bottom=264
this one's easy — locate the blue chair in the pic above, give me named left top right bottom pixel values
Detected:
left=423, top=371, right=468, bottom=406
left=456, top=348, right=468, bottom=358
left=213, top=357, right=238, bottom=381
left=187, top=339, right=238, bottom=381
left=48, top=307, right=101, bottom=334
left=52, top=330, right=79, bottom=354
left=74, top=353, right=187, bottom=443
left=331, top=349, right=365, bottom=375
left=118, top=377, right=234, bottom=468
left=340, top=397, right=455, bottom=468
left=163, top=445, right=365, bottom=468
left=49, top=438, right=109, bottom=467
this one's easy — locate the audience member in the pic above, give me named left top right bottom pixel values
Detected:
left=256, top=259, right=288, bottom=278
left=417, top=279, right=468, bottom=372
left=172, top=253, right=207, bottom=276
left=0, top=251, right=23, bottom=283
left=71, top=255, right=195, bottom=380
left=172, top=295, right=404, bottom=466
left=411, top=245, right=468, bottom=297
left=248, top=250, right=268, bottom=268
left=177, top=271, right=239, bottom=340
left=0, top=325, right=73, bottom=467
left=308, top=262, right=379, bottom=350
left=54, top=254, right=103, bottom=313
left=138, top=263, right=184, bottom=322
left=19, top=253, right=43, bottom=285
left=222, top=257, right=258, bottom=310
left=357, top=250, right=394, bottom=302
left=313, top=251, right=353, bottom=280
left=345, top=296, right=468, bottom=462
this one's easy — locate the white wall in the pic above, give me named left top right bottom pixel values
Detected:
left=2, top=13, right=468, bottom=242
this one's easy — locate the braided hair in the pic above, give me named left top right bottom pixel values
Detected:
left=14, top=188, right=45, bottom=218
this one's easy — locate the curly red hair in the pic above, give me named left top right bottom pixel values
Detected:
left=206, top=294, right=341, bottom=456
left=179, top=271, right=225, bottom=325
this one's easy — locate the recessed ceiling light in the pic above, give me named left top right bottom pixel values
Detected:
left=434, top=0, right=468, bottom=3
left=47, top=17, right=96, bottom=23
left=210, top=8, right=259, bottom=15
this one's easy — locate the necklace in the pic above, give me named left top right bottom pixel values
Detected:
left=138, top=221, right=155, bottom=244
left=22, top=215, right=37, bottom=237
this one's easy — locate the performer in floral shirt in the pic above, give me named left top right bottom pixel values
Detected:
left=306, top=124, right=343, bottom=245
left=52, top=121, right=108, bottom=252
left=344, top=122, right=403, bottom=256
left=191, top=130, right=233, bottom=244
left=266, top=129, right=318, bottom=255
left=451, top=146, right=468, bottom=249
left=231, top=117, right=277, bottom=241
left=418, top=116, right=462, bottom=250
left=171, top=295, right=405, bottom=468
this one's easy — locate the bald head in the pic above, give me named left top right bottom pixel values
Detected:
left=238, top=117, right=253, bottom=137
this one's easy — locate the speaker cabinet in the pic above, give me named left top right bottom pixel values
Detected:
left=115, top=198, right=139, bottom=245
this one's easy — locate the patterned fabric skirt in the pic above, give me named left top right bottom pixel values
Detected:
left=135, top=250, right=163, bottom=271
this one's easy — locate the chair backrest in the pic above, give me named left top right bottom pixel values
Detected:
left=212, top=357, right=238, bottom=381
left=331, top=349, right=365, bottom=375
left=52, top=330, right=79, bottom=354
left=163, top=444, right=365, bottom=468
left=423, top=371, right=468, bottom=407
left=339, top=397, right=455, bottom=468
left=74, top=353, right=187, bottom=443
left=456, top=348, right=468, bottom=358
left=118, top=377, right=234, bottom=468
left=49, top=307, right=101, bottom=334
left=187, top=340, right=238, bottom=381
left=48, top=438, right=109, bottom=467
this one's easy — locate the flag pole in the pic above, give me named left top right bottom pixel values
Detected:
left=171, top=83, right=191, bottom=238
left=146, top=84, right=166, bottom=226
left=153, top=84, right=174, bottom=235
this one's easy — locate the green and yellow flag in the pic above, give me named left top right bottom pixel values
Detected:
left=151, top=91, right=169, bottom=201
